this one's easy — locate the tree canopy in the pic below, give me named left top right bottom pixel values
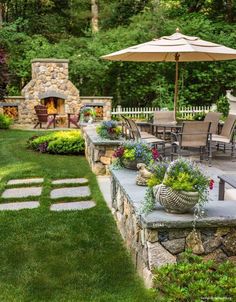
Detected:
left=0, top=0, right=235, bottom=107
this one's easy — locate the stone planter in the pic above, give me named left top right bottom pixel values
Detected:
left=153, top=184, right=199, bottom=214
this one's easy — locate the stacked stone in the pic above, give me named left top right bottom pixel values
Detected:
left=83, top=126, right=123, bottom=175
left=111, top=173, right=236, bottom=288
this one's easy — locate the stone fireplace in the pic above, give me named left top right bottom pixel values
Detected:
left=20, top=58, right=80, bottom=124
left=0, top=58, right=112, bottom=127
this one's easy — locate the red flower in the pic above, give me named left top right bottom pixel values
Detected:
left=209, top=179, right=214, bottom=190
left=113, top=146, right=124, bottom=158
left=152, top=148, right=160, bottom=160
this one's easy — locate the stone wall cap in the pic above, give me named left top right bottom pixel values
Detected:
left=83, top=125, right=125, bottom=146
left=31, top=58, right=69, bottom=63
left=80, top=96, right=113, bottom=99
left=111, top=169, right=236, bottom=229
left=4, top=96, right=25, bottom=99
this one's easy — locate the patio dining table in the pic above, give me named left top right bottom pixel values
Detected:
left=152, top=123, right=183, bottom=141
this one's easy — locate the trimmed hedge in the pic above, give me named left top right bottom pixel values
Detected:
left=28, top=130, right=85, bottom=155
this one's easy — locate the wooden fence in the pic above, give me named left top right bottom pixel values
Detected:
left=111, top=105, right=212, bottom=120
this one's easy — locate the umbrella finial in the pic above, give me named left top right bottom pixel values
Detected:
left=176, top=27, right=180, bottom=33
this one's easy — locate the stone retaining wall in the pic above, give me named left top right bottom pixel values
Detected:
left=83, top=125, right=124, bottom=175
left=111, top=169, right=236, bottom=288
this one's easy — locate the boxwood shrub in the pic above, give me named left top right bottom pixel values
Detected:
left=28, top=130, right=85, bottom=155
left=153, top=250, right=236, bottom=301
left=0, top=114, right=12, bottom=129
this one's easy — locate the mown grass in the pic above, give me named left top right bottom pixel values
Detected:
left=0, top=130, right=154, bottom=302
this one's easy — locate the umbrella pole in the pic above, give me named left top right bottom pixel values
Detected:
left=174, top=53, right=180, bottom=119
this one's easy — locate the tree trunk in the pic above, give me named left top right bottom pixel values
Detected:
left=0, top=4, right=3, bottom=28
left=91, top=0, right=99, bottom=33
left=226, top=0, right=234, bottom=22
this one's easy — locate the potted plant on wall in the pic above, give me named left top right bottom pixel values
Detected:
left=143, top=158, right=214, bottom=214
left=113, top=141, right=160, bottom=170
left=80, top=106, right=96, bottom=123
left=96, top=120, right=122, bottom=140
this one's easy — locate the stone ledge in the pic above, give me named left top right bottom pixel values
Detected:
left=111, top=169, right=236, bottom=229
left=31, top=58, right=69, bottom=63
left=83, top=125, right=125, bottom=146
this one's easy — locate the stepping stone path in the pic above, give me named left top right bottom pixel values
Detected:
left=52, top=178, right=88, bottom=185
left=1, top=187, right=42, bottom=198
left=0, top=177, right=95, bottom=212
left=50, top=186, right=91, bottom=199
left=50, top=201, right=96, bottom=211
left=0, top=202, right=40, bottom=211
left=7, top=178, right=44, bottom=185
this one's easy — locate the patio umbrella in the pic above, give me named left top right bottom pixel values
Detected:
left=101, top=28, right=236, bottom=116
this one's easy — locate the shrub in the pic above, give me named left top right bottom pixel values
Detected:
left=216, top=96, right=230, bottom=118
left=193, top=112, right=206, bottom=121
left=28, top=131, right=85, bottom=155
left=153, top=250, right=236, bottom=302
left=0, top=113, right=12, bottom=129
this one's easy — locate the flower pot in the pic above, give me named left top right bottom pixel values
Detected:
left=153, top=184, right=199, bottom=214
left=121, top=158, right=144, bottom=170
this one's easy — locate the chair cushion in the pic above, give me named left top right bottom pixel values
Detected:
left=224, top=188, right=236, bottom=201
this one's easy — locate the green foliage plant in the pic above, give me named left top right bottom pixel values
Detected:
left=0, top=114, right=12, bottom=129
left=216, top=95, right=230, bottom=118
left=28, top=131, right=85, bottom=155
left=112, top=141, right=160, bottom=168
left=153, top=250, right=236, bottom=302
left=142, top=158, right=213, bottom=213
left=163, top=158, right=211, bottom=205
left=96, top=120, right=121, bottom=140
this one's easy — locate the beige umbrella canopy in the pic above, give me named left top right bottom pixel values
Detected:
left=101, top=29, right=236, bottom=115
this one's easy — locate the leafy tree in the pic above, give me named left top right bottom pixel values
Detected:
left=0, top=46, right=8, bottom=99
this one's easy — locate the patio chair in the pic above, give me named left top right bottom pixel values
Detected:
left=122, top=116, right=166, bottom=155
left=34, top=105, right=57, bottom=129
left=67, top=113, right=80, bottom=128
left=153, top=111, right=177, bottom=125
left=171, top=121, right=212, bottom=165
left=153, top=111, right=177, bottom=139
left=204, top=111, right=222, bottom=134
left=211, top=114, right=236, bottom=160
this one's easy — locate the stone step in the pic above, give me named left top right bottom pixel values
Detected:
left=52, top=178, right=88, bottom=185
left=1, top=187, right=43, bottom=199
left=50, top=186, right=91, bottom=199
left=50, top=201, right=96, bottom=211
left=7, top=178, right=44, bottom=185
left=0, top=201, right=40, bottom=211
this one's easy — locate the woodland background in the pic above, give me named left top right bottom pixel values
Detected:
left=0, top=0, right=236, bottom=108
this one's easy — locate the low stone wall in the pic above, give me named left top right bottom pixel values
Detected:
left=83, top=125, right=124, bottom=175
left=111, top=169, right=236, bottom=288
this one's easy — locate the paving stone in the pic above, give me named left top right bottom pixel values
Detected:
left=52, top=178, right=88, bottom=185
left=7, top=178, right=44, bottom=185
left=50, top=201, right=96, bottom=211
left=2, top=187, right=43, bottom=198
left=0, top=202, right=40, bottom=211
left=50, top=186, right=91, bottom=199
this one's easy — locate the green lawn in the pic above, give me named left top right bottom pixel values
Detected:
left=0, top=130, right=154, bottom=302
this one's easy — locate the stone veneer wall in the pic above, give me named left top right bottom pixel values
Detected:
left=83, top=126, right=124, bottom=175
left=111, top=169, right=236, bottom=288
left=80, top=96, right=112, bottom=120
left=19, top=59, right=80, bottom=125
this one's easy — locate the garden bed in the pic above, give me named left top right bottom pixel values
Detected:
left=111, top=168, right=236, bottom=287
